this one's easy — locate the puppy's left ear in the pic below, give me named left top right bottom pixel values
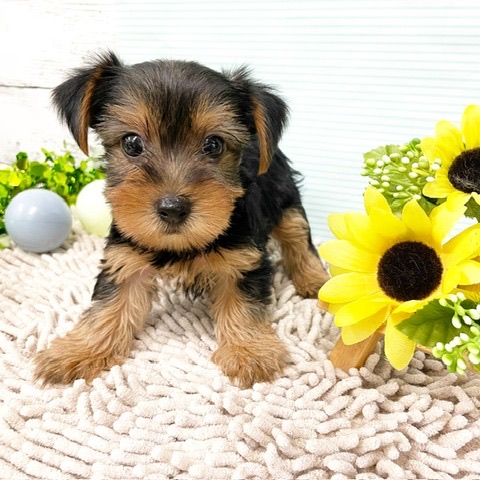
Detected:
left=229, top=68, right=289, bottom=175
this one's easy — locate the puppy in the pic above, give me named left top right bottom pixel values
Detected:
left=34, top=52, right=329, bottom=388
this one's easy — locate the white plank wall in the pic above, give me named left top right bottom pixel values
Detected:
left=2, top=1, right=480, bottom=240
left=0, top=0, right=117, bottom=162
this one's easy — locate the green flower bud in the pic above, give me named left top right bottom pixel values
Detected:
left=457, top=358, right=467, bottom=371
left=452, top=316, right=462, bottom=329
left=460, top=332, right=470, bottom=342
left=468, top=309, right=480, bottom=320
left=470, top=326, right=480, bottom=336
left=418, top=160, right=430, bottom=170
left=468, top=352, right=480, bottom=365
left=467, top=344, right=480, bottom=355
left=442, top=353, right=454, bottom=366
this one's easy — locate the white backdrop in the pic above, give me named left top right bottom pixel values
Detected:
left=2, top=0, right=480, bottom=240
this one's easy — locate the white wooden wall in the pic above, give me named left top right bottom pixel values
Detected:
left=0, top=0, right=117, bottom=159
left=2, top=1, right=480, bottom=241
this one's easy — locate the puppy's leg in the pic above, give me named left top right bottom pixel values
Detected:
left=210, top=254, right=289, bottom=388
left=35, top=245, right=156, bottom=384
left=272, top=207, right=329, bottom=298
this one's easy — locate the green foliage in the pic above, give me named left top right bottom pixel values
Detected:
left=397, top=294, right=480, bottom=374
left=396, top=298, right=474, bottom=348
left=361, top=138, right=439, bottom=215
left=0, top=148, right=105, bottom=235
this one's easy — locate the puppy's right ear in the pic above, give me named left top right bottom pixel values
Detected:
left=52, top=51, right=123, bottom=155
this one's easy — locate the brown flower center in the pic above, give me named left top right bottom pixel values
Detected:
left=448, top=147, right=480, bottom=193
left=377, top=241, right=443, bottom=302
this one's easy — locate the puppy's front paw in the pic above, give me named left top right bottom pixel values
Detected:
left=212, top=335, right=290, bottom=388
left=34, top=338, right=122, bottom=385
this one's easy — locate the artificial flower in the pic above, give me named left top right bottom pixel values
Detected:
left=318, top=187, right=480, bottom=370
left=421, top=104, right=480, bottom=212
left=361, top=138, right=439, bottom=215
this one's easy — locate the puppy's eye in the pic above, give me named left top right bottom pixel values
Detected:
left=202, top=136, right=224, bottom=158
left=122, top=134, right=145, bottom=157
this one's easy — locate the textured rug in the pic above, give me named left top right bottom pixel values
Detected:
left=1, top=223, right=480, bottom=480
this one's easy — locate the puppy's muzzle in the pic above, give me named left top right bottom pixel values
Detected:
left=156, top=195, right=192, bottom=225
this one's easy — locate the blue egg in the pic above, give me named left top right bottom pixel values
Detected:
left=5, top=189, right=72, bottom=253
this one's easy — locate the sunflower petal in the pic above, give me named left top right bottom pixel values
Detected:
left=394, top=298, right=431, bottom=315
left=435, top=120, right=464, bottom=160
left=318, top=272, right=379, bottom=304
left=401, top=199, right=432, bottom=241
left=368, top=206, right=407, bottom=239
left=334, top=294, right=391, bottom=327
left=446, top=190, right=471, bottom=211
left=363, top=186, right=392, bottom=216
left=341, top=308, right=388, bottom=345
left=420, top=137, right=437, bottom=162
left=429, top=202, right=465, bottom=245
left=442, top=265, right=461, bottom=294
left=443, top=223, right=480, bottom=265
left=344, top=212, right=390, bottom=252
left=456, top=259, right=480, bottom=285
left=327, top=213, right=349, bottom=240
left=461, top=104, right=480, bottom=150
left=328, top=264, right=350, bottom=277
left=319, top=240, right=379, bottom=273
left=384, top=321, right=416, bottom=370
left=422, top=172, right=454, bottom=199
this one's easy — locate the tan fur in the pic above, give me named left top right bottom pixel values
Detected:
left=103, top=102, right=160, bottom=146
left=192, top=100, right=250, bottom=146
left=251, top=97, right=274, bottom=175
left=272, top=208, right=329, bottom=297
left=105, top=170, right=244, bottom=252
left=78, top=66, right=107, bottom=155
left=34, top=247, right=157, bottom=384
left=210, top=273, right=290, bottom=388
left=165, top=245, right=289, bottom=388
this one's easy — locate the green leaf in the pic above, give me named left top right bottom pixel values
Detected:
left=464, top=196, right=480, bottom=222
left=29, top=162, right=49, bottom=179
left=15, top=152, right=29, bottom=170
left=397, top=299, right=473, bottom=347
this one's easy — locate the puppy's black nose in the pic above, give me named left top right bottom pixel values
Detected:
left=156, top=195, right=191, bottom=225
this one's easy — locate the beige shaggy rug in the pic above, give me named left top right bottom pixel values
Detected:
left=1, top=222, right=480, bottom=480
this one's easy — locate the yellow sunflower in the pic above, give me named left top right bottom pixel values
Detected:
left=318, top=187, right=480, bottom=370
left=421, top=104, right=480, bottom=211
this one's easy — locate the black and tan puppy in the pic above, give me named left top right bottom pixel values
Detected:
left=34, top=52, right=329, bottom=388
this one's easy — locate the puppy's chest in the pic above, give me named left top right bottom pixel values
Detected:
left=154, top=245, right=262, bottom=290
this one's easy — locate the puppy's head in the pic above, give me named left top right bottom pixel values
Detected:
left=52, top=51, right=288, bottom=252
